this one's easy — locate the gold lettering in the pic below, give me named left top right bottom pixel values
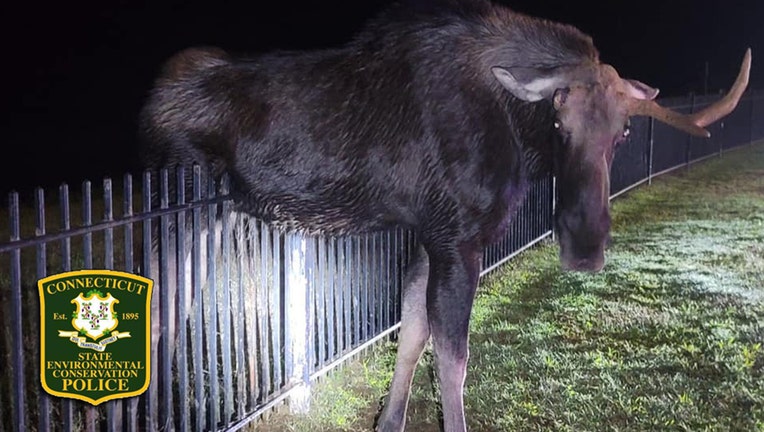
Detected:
left=104, top=379, right=117, bottom=391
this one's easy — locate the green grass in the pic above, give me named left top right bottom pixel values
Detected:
left=253, top=143, right=764, bottom=432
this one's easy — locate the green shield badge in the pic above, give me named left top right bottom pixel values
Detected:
left=39, top=270, right=153, bottom=405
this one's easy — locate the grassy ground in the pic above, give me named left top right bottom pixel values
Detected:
left=252, top=143, right=764, bottom=432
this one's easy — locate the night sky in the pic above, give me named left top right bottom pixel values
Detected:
left=2, top=0, right=762, bottom=197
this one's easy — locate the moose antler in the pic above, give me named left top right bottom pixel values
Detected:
left=628, top=48, right=752, bottom=138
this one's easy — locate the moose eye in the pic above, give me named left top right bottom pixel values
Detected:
left=554, top=121, right=561, bottom=129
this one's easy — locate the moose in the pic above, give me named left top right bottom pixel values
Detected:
left=139, top=0, right=751, bottom=430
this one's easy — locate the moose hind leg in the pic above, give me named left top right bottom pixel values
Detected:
left=376, top=247, right=430, bottom=432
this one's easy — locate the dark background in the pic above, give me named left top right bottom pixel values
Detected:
left=2, top=0, right=762, bottom=197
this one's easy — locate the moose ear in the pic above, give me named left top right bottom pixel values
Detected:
left=623, top=79, right=659, bottom=100
left=491, top=66, right=565, bottom=102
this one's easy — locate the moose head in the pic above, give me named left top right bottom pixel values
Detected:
left=493, top=49, right=751, bottom=271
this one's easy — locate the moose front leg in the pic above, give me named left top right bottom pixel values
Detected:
left=427, top=243, right=481, bottom=432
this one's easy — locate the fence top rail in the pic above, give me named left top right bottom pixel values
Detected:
left=0, top=166, right=234, bottom=254
left=0, top=193, right=233, bottom=254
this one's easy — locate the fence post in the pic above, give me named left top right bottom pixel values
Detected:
left=719, top=121, right=725, bottom=158
left=285, top=232, right=312, bottom=413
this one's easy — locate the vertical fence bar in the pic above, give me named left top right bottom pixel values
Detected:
left=206, top=176, right=220, bottom=429
left=122, top=174, right=139, bottom=432
left=123, top=175, right=134, bottom=274
left=221, top=176, right=233, bottom=426
left=348, top=236, right=355, bottom=349
left=551, top=176, right=557, bottom=241
left=9, top=193, right=26, bottom=432
left=401, top=230, right=408, bottom=320
left=529, top=185, right=534, bottom=243
left=175, top=168, right=190, bottom=432
left=60, top=185, right=72, bottom=273
left=359, top=236, right=367, bottom=343
left=234, top=215, right=246, bottom=417
left=335, top=236, right=344, bottom=353
left=306, top=236, right=316, bottom=377
left=548, top=175, right=554, bottom=234
left=284, top=232, right=293, bottom=381
left=191, top=166, right=205, bottom=432
left=103, top=179, right=114, bottom=269
left=367, top=234, right=375, bottom=338
left=258, top=221, right=271, bottom=401
left=83, top=182, right=93, bottom=269
left=367, top=234, right=374, bottom=339
left=378, top=232, right=385, bottom=332
left=83, top=181, right=99, bottom=432
left=58, top=185, right=75, bottom=432
left=340, top=237, right=349, bottom=352
left=347, top=236, right=354, bottom=348
left=141, top=171, right=157, bottom=432
left=317, top=237, right=327, bottom=368
left=540, top=180, right=546, bottom=241
left=353, top=236, right=360, bottom=345
left=81, top=181, right=98, bottom=432
left=327, top=237, right=337, bottom=359
left=271, top=227, right=282, bottom=390
left=351, top=236, right=359, bottom=345
left=34, top=188, right=50, bottom=432
left=158, top=169, right=173, bottom=430
left=334, top=236, right=342, bottom=352
left=393, top=229, right=400, bottom=324
left=384, top=231, right=391, bottom=330
left=372, top=233, right=380, bottom=336
left=103, top=178, right=123, bottom=431
left=537, top=182, right=544, bottom=239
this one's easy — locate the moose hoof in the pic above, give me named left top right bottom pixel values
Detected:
left=375, top=420, right=405, bottom=432
left=375, top=406, right=405, bottom=432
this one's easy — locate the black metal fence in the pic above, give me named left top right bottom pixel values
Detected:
left=1, top=90, right=762, bottom=432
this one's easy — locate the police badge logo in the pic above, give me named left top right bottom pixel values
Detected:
left=39, top=270, right=153, bottom=405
